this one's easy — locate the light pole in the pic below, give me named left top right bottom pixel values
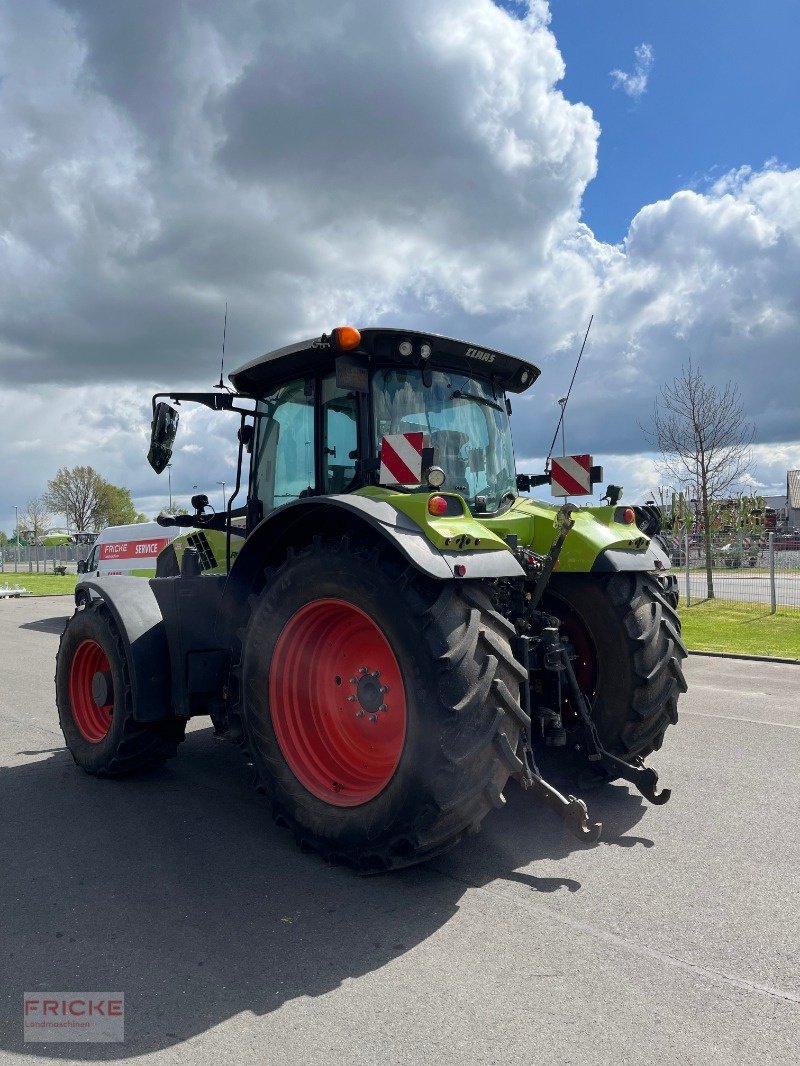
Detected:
left=167, top=464, right=173, bottom=510
left=557, top=398, right=567, bottom=455
left=217, top=481, right=227, bottom=511
left=14, top=505, right=19, bottom=573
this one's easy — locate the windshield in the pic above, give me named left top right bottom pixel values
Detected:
left=372, top=368, right=517, bottom=513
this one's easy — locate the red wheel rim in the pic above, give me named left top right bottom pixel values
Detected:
left=269, top=598, right=407, bottom=807
left=69, top=639, right=113, bottom=742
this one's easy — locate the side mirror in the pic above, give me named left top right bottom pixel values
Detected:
left=76, top=560, right=86, bottom=574
left=147, top=402, right=179, bottom=474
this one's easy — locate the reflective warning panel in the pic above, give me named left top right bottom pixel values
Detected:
left=551, top=454, right=592, bottom=496
left=379, top=433, right=424, bottom=486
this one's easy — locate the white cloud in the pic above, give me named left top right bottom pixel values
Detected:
left=610, top=43, right=654, bottom=98
left=0, top=0, right=598, bottom=387
left=0, top=3, right=798, bottom=531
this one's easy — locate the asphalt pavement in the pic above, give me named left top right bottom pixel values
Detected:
left=1, top=596, right=798, bottom=1065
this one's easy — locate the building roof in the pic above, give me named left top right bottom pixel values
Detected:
left=788, top=469, right=800, bottom=509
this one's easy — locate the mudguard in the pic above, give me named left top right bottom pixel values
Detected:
left=228, top=494, right=524, bottom=584
left=591, top=539, right=671, bottom=572
left=486, top=497, right=675, bottom=575
left=73, top=577, right=172, bottom=723
left=218, top=494, right=524, bottom=638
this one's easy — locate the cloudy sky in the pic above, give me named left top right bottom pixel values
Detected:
left=1, top=0, right=798, bottom=530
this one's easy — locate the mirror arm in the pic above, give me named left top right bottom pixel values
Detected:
left=151, top=391, right=249, bottom=415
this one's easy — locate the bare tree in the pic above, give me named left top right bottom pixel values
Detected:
left=20, top=497, right=52, bottom=572
left=45, top=466, right=109, bottom=532
left=21, top=496, right=52, bottom=542
left=647, top=361, right=754, bottom=599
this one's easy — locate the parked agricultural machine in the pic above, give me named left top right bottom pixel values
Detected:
left=56, top=327, right=687, bottom=869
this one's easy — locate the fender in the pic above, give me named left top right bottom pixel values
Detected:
left=74, top=577, right=172, bottom=723
left=590, top=539, right=671, bottom=573
left=219, top=494, right=524, bottom=638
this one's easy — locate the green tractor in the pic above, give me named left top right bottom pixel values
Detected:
left=56, top=326, right=686, bottom=869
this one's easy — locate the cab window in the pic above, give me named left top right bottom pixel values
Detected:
left=253, top=380, right=315, bottom=515
left=321, top=374, right=358, bottom=494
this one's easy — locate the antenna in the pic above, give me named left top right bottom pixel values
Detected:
left=214, top=301, right=228, bottom=390
left=545, top=315, right=593, bottom=468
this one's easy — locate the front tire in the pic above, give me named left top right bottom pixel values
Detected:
left=234, top=538, right=528, bottom=870
left=56, top=603, right=186, bottom=775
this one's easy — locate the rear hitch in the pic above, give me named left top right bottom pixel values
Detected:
left=517, top=762, right=602, bottom=843
left=513, top=634, right=602, bottom=844
left=542, top=629, right=671, bottom=806
left=590, top=751, right=670, bottom=805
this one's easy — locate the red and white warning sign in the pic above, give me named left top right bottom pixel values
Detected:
left=551, top=454, right=593, bottom=496
left=379, top=432, right=424, bottom=486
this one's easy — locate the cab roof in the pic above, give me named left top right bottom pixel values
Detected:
left=229, top=327, right=540, bottom=396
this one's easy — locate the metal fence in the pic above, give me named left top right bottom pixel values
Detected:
left=2, top=535, right=797, bottom=613
left=663, top=530, right=800, bottom=614
left=0, top=544, right=87, bottom=575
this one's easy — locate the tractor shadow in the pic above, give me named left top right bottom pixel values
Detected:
left=18, top=616, right=70, bottom=636
left=430, top=760, right=654, bottom=894
left=0, top=726, right=651, bottom=1059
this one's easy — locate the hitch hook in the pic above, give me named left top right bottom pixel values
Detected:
left=598, top=753, right=671, bottom=805
left=517, top=752, right=602, bottom=844
left=532, top=775, right=602, bottom=842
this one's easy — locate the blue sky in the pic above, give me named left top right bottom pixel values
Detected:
left=501, top=0, right=800, bottom=242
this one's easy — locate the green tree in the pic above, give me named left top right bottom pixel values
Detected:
left=99, top=484, right=147, bottom=526
left=45, top=466, right=145, bottom=531
left=45, top=466, right=108, bottom=532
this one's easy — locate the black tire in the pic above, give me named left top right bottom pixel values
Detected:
left=659, top=574, right=680, bottom=612
left=231, top=537, right=528, bottom=871
left=56, top=602, right=186, bottom=776
left=542, top=572, right=687, bottom=763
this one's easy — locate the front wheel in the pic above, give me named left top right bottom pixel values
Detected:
left=234, top=538, right=528, bottom=870
left=56, top=603, right=186, bottom=775
left=542, top=572, right=687, bottom=764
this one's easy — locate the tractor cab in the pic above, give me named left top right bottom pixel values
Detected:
left=231, top=326, right=540, bottom=525
left=147, top=326, right=540, bottom=536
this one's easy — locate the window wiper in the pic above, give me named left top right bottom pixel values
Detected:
left=450, top=389, right=504, bottom=412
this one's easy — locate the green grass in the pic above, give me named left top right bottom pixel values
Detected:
left=3, top=570, right=797, bottom=659
left=678, top=600, right=800, bottom=660
left=0, top=572, right=77, bottom=597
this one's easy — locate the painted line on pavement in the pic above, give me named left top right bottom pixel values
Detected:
left=680, top=709, right=800, bottom=731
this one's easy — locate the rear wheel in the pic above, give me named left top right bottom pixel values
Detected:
left=542, top=572, right=687, bottom=765
left=56, top=603, right=186, bottom=775
left=233, top=538, right=529, bottom=870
